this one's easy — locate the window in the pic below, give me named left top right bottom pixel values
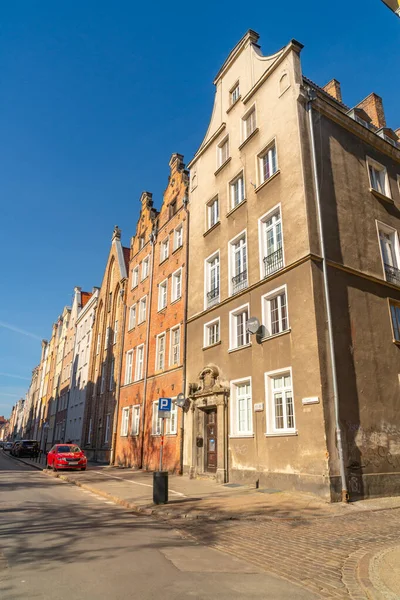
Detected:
left=158, top=279, right=168, bottom=310
left=125, top=350, right=134, bottom=385
left=131, top=405, right=140, bottom=435
left=205, top=252, right=220, bottom=308
left=171, top=268, right=182, bottom=302
left=105, top=326, right=110, bottom=348
left=121, top=407, right=129, bottom=436
left=104, top=414, right=111, bottom=443
left=141, top=256, right=150, bottom=280
left=377, top=223, right=400, bottom=286
left=204, top=318, right=220, bottom=347
left=230, top=232, right=248, bottom=294
left=259, top=142, right=278, bottom=184
left=128, top=305, right=136, bottom=330
left=218, top=136, right=229, bottom=167
left=230, top=82, right=240, bottom=105
left=259, top=207, right=283, bottom=278
left=165, top=400, right=178, bottom=435
left=229, top=304, right=250, bottom=350
left=132, top=266, right=139, bottom=289
left=108, top=292, right=112, bottom=312
left=170, top=326, right=180, bottom=366
left=138, top=296, right=147, bottom=323
left=230, top=173, right=245, bottom=209
left=390, top=302, right=400, bottom=342
left=96, top=333, right=100, bottom=355
left=139, top=236, right=145, bottom=250
left=156, top=333, right=166, bottom=371
left=207, top=197, right=219, bottom=229
left=152, top=401, right=162, bottom=435
left=174, top=225, right=183, bottom=250
left=231, top=379, right=253, bottom=436
left=367, top=157, right=390, bottom=197
left=113, top=320, right=118, bottom=344
left=100, top=365, right=106, bottom=394
left=87, top=418, right=92, bottom=444
left=169, top=200, right=177, bottom=218
left=265, top=370, right=295, bottom=434
left=262, top=286, right=289, bottom=337
left=243, top=107, right=256, bottom=140
left=161, top=238, right=169, bottom=262
left=135, top=344, right=144, bottom=380
left=109, top=357, right=115, bottom=391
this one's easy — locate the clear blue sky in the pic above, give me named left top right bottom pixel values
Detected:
left=0, top=1, right=398, bottom=417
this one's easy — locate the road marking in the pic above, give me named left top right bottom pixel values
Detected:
left=90, top=470, right=186, bottom=497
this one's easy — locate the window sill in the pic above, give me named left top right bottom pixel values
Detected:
left=140, top=276, right=149, bottom=283
left=128, top=326, right=135, bottom=332
left=393, top=340, right=400, bottom=346
left=260, top=329, right=291, bottom=342
left=214, top=157, right=232, bottom=176
left=370, top=188, right=394, bottom=204
left=238, top=128, right=259, bottom=151
left=203, top=221, right=221, bottom=237
left=137, top=320, right=146, bottom=326
left=203, top=340, right=221, bottom=351
left=226, top=199, right=246, bottom=218
left=228, top=343, right=251, bottom=354
left=151, top=433, right=178, bottom=437
left=159, top=257, right=169, bottom=266
left=120, top=434, right=128, bottom=437
left=157, top=306, right=167, bottom=314
left=255, top=170, right=280, bottom=193
left=265, top=431, right=298, bottom=438
left=226, top=96, right=241, bottom=114
left=172, top=244, right=183, bottom=255
left=229, top=434, right=254, bottom=439
left=171, top=296, right=182, bottom=305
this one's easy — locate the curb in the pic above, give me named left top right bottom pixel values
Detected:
left=5, top=453, right=45, bottom=471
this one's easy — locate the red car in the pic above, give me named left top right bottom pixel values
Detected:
left=47, top=444, right=87, bottom=471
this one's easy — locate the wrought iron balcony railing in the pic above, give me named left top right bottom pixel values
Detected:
left=264, top=247, right=283, bottom=277
left=232, top=270, right=248, bottom=294
left=207, top=287, right=220, bottom=307
left=385, top=263, right=400, bottom=287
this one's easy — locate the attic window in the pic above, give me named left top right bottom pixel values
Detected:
left=230, top=83, right=240, bottom=105
left=139, top=236, right=145, bottom=250
left=169, top=200, right=177, bottom=218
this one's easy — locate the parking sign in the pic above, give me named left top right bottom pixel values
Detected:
left=158, top=397, right=171, bottom=418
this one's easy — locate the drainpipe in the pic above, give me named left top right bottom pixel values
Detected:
left=306, top=88, right=348, bottom=502
left=110, top=283, right=127, bottom=465
left=139, top=229, right=156, bottom=469
left=179, top=195, right=190, bottom=475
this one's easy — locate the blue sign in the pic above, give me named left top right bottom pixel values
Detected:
left=158, top=397, right=172, bottom=413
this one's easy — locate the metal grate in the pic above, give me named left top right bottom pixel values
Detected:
left=264, top=247, right=283, bottom=277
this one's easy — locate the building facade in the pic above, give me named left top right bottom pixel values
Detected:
left=184, top=30, right=400, bottom=500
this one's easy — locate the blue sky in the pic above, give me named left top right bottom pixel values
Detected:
left=0, top=1, right=398, bottom=417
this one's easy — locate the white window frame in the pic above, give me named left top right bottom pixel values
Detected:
left=203, top=317, right=220, bottom=348
left=131, top=405, right=140, bottom=436
left=96, top=333, right=100, bottom=355
left=207, top=196, right=219, bottom=230
left=141, top=256, right=150, bottom=281
left=104, top=414, right=111, bottom=443
left=367, top=156, right=391, bottom=198
left=156, top=332, right=166, bottom=371
left=125, top=350, right=134, bottom=385
left=230, top=377, right=253, bottom=437
left=265, top=368, right=296, bottom=436
left=138, top=236, right=145, bottom=250
left=229, top=302, right=250, bottom=350
left=132, top=266, right=139, bottom=289
left=160, top=238, right=169, bottom=262
left=171, top=268, right=182, bottom=302
left=376, top=220, right=400, bottom=282
left=204, top=250, right=220, bottom=309
left=242, top=105, right=256, bottom=141
left=217, top=135, right=229, bottom=168
left=169, top=325, right=181, bottom=366
left=257, top=139, right=278, bottom=186
left=113, top=319, right=118, bottom=344
left=390, top=301, right=400, bottom=342
left=128, top=305, right=136, bottom=330
left=228, top=229, right=248, bottom=296
left=104, top=326, right=110, bottom=349
left=174, top=225, right=183, bottom=250
left=135, top=344, right=144, bottom=381
left=230, top=81, right=240, bottom=105
left=109, top=357, right=115, bottom=391
left=158, top=279, right=168, bottom=311
left=100, top=364, right=106, bottom=394
left=258, top=204, right=285, bottom=280
left=152, top=400, right=162, bottom=435
left=121, top=407, right=130, bottom=437
left=261, top=285, right=289, bottom=338
left=138, top=296, right=147, bottom=323
left=165, top=399, right=178, bottom=435
left=229, top=171, right=245, bottom=210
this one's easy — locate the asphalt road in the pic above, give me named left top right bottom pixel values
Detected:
left=0, top=451, right=317, bottom=600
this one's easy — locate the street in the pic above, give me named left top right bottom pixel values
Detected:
left=0, top=451, right=316, bottom=600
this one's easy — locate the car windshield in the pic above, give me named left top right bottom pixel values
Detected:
left=22, top=441, right=38, bottom=446
left=57, top=445, right=81, bottom=453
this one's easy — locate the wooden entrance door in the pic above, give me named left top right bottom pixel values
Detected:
left=205, top=408, right=217, bottom=473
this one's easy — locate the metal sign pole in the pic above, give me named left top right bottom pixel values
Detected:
left=159, top=418, right=164, bottom=472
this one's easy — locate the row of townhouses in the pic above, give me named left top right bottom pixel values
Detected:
left=11, top=31, right=400, bottom=502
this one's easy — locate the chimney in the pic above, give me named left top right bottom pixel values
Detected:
left=323, top=79, right=342, bottom=103
left=356, top=93, right=386, bottom=129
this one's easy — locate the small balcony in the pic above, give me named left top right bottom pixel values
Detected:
left=264, top=247, right=283, bottom=277
left=207, top=287, right=220, bottom=308
left=232, top=270, right=248, bottom=295
left=385, top=263, right=400, bottom=287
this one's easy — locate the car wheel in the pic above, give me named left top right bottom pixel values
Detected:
left=81, top=467, right=86, bottom=471
left=53, top=463, right=57, bottom=472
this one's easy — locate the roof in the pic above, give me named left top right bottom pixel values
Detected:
left=80, top=291, right=92, bottom=308
left=123, top=247, right=130, bottom=271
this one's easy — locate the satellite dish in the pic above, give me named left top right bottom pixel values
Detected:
left=246, top=317, right=260, bottom=335
left=176, top=393, right=186, bottom=408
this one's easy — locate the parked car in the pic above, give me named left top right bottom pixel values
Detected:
left=3, top=441, right=13, bottom=451
left=0, top=441, right=3, bottom=449
left=10, top=441, right=21, bottom=456
left=47, top=444, right=87, bottom=471
left=14, top=440, right=39, bottom=458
